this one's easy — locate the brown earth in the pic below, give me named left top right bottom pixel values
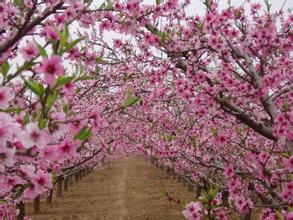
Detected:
left=27, top=156, right=195, bottom=220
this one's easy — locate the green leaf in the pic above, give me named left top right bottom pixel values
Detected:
left=23, top=113, right=30, bottom=125
left=74, top=127, right=92, bottom=141
left=158, top=31, right=169, bottom=43
left=197, top=22, right=204, bottom=31
left=24, top=80, right=44, bottom=97
left=64, top=37, right=84, bottom=52
left=121, top=88, right=140, bottom=109
left=59, top=24, right=68, bottom=47
left=51, top=171, right=57, bottom=182
left=235, top=10, right=241, bottom=19
left=5, top=107, right=21, bottom=114
left=36, top=43, right=48, bottom=58
left=63, top=103, right=69, bottom=114
left=46, top=92, right=58, bottom=110
left=1, top=60, right=10, bottom=79
left=13, top=0, right=23, bottom=7
left=105, top=1, right=114, bottom=10
left=23, top=60, right=37, bottom=70
left=156, top=0, right=162, bottom=5
left=283, top=102, right=290, bottom=112
left=204, top=188, right=219, bottom=202
left=158, top=189, right=166, bottom=198
left=96, top=56, right=104, bottom=64
left=38, top=118, right=47, bottom=129
left=75, top=87, right=81, bottom=93
left=55, top=75, right=74, bottom=87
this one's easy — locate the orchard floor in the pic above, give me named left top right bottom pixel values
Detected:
left=28, top=156, right=195, bottom=220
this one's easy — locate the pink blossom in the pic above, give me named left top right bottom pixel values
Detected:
left=258, top=151, right=269, bottom=164
left=183, top=201, right=203, bottom=220
left=54, top=13, right=66, bottom=25
left=0, top=87, right=14, bottom=110
left=37, top=55, right=64, bottom=86
left=44, top=25, right=58, bottom=41
left=284, top=212, right=293, bottom=220
left=217, top=133, right=228, bottom=145
left=261, top=208, right=277, bottom=220
left=282, top=182, right=293, bottom=205
left=283, top=156, right=293, bottom=171
left=216, top=209, right=228, bottom=220
left=62, top=82, right=75, bottom=95
left=114, top=39, right=122, bottom=48
left=0, top=113, right=15, bottom=146
left=31, top=170, right=52, bottom=194
left=68, top=47, right=80, bottom=60
left=20, top=42, right=38, bottom=61
left=3, top=175, right=23, bottom=192
left=21, top=123, right=50, bottom=149
left=56, top=139, right=79, bottom=160
left=224, top=165, right=234, bottom=178
left=20, top=165, right=35, bottom=178
left=23, top=185, right=38, bottom=199
left=0, top=146, right=15, bottom=167
left=234, top=197, right=253, bottom=213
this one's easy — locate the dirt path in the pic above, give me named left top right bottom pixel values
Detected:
left=29, top=156, right=195, bottom=220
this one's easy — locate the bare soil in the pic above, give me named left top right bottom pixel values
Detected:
left=28, top=156, right=195, bottom=220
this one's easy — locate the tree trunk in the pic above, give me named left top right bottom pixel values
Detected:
left=46, top=190, right=53, bottom=204
left=16, top=202, right=25, bottom=220
left=57, top=178, right=63, bottom=197
left=33, top=196, right=40, bottom=214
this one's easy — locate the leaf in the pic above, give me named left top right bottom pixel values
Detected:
left=60, top=24, right=69, bottom=48
left=156, top=0, right=162, bottom=5
left=158, top=31, right=169, bottom=43
left=38, top=118, right=47, bottom=129
left=51, top=171, right=57, bottom=182
left=55, top=75, right=74, bottom=87
left=74, top=127, right=92, bottom=141
left=1, top=60, right=10, bottom=79
left=121, top=88, right=140, bottom=109
left=235, top=10, right=241, bottom=19
left=5, top=107, right=21, bottom=114
left=75, top=87, right=81, bottom=93
left=46, top=92, right=58, bottom=110
left=197, top=22, right=204, bottom=31
left=96, top=56, right=104, bottom=64
left=283, top=102, right=290, bottom=112
left=211, top=127, right=218, bottom=136
left=13, top=0, right=23, bottom=7
left=105, top=1, right=114, bottom=10
left=158, top=189, right=166, bottom=198
left=23, top=113, right=30, bottom=125
left=204, top=188, right=219, bottom=202
left=209, top=188, right=219, bottom=198
left=64, top=37, right=84, bottom=52
left=24, top=80, right=44, bottom=97
left=63, top=103, right=69, bottom=114
left=23, top=60, right=37, bottom=70
left=36, top=43, right=48, bottom=57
